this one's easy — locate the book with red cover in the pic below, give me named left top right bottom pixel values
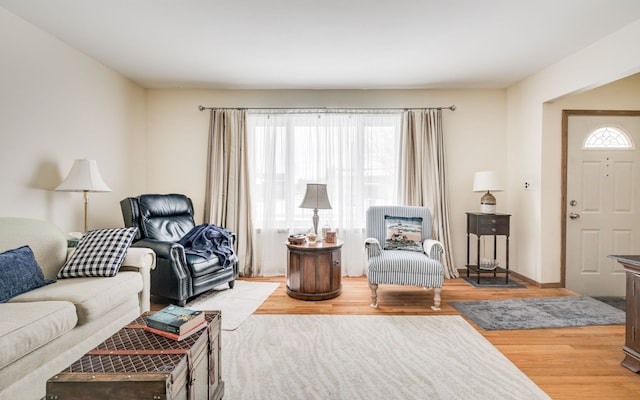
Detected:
left=146, top=305, right=205, bottom=335
left=143, top=319, right=207, bottom=341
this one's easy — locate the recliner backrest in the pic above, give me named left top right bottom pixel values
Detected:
left=122, top=194, right=196, bottom=242
left=366, top=205, right=433, bottom=245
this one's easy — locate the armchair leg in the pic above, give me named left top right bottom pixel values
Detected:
left=229, top=280, right=235, bottom=289
left=369, top=283, right=378, bottom=308
left=431, top=287, right=442, bottom=311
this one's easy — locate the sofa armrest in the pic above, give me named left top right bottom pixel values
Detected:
left=119, top=247, right=155, bottom=313
left=132, top=238, right=184, bottom=260
left=122, top=247, right=156, bottom=270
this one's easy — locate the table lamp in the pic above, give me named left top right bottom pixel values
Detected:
left=299, top=183, right=332, bottom=236
left=473, top=171, right=502, bottom=214
left=55, top=158, right=112, bottom=232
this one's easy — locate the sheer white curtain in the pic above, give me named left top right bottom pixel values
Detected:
left=247, top=111, right=402, bottom=277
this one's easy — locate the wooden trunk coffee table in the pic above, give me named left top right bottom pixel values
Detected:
left=286, top=240, right=343, bottom=300
left=46, top=311, right=223, bottom=400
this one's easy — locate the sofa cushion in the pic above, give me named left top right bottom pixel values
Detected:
left=0, top=218, right=68, bottom=280
left=0, top=246, right=55, bottom=303
left=58, top=227, right=137, bottom=278
left=0, top=301, right=77, bottom=369
left=9, top=271, right=143, bottom=325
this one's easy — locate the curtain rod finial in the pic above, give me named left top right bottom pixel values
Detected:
left=450, top=105, right=456, bottom=111
left=198, top=105, right=205, bottom=111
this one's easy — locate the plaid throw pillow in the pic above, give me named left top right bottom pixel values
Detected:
left=57, top=227, right=137, bottom=278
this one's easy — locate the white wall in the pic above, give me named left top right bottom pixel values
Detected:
left=145, top=89, right=507, bottom=271
left=507, top=19, right=640, bottom=284
left=0, top=7, right=147, bottom=234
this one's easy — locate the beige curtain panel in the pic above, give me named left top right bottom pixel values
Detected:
left=401, top=110, right=458, bottom=278
left=204, top=109, right=254, bottom=277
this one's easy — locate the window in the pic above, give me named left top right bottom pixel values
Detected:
left=583, top=126, right=633, bottom=149
left=247, top=111, right=403, bottom=276
left=247, top=112, right=402, bottom=230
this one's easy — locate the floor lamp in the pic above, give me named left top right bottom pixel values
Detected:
left=55, top=158, right=112, bottom=232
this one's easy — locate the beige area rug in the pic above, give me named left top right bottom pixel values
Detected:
left=186, top=280, right=279, bottom=330
left=222, top=315, right=550, bottom=400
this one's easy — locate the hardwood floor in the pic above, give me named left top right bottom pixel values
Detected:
left=154, top=276, right=640, bottom=399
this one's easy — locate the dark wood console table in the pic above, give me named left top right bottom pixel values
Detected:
left=466, top=212, right=510, bottom=284
left=608, top=255, right=640, bottom=373
left=286, top=240, right=343, bottom=300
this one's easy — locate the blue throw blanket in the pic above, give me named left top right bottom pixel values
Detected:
left=178, top=224, right=236, bottom=269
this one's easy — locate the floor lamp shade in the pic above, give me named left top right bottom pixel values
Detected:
left=299, top=183, right=332, bottom=235
left=473, top=171, right=502, bottom=214
left=55, top=159, right=112, bottom=232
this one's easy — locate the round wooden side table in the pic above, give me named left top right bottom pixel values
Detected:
left=285, top=240, right=343, bottom=300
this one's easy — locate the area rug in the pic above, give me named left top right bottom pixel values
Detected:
left=221, top=315, right=550, bottom=400
left=462, top=276, right=526, bottom=288
left=594, top=296, right=626, bottom=312
left=450, top=296, right=626, bottom=330
left=186, top=280, right=279, bottom=330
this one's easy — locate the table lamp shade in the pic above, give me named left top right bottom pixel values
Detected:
left=299, top=183, right=332, bottom=235
left=299, top=183, right=332, bottom=210
left=56, top=159, right=111, bottom=232
left=473, top=171, right=502, bottom=214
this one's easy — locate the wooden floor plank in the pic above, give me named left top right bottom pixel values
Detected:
left=152, top=275, right=640, bottom=399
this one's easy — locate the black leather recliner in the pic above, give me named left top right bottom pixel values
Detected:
left=120, top=194, right=238, bottom=306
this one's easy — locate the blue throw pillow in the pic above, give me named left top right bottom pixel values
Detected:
left=384, top=215, right=423, bottom=252
left=0, top=246, right=55, bottom=303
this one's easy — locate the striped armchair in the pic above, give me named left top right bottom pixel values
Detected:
left=365, top=206, right=444, bottom=310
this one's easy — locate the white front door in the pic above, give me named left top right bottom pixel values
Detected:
left=566, top=114, right=640, bottom=296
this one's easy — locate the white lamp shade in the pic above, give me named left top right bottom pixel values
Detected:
left=299, top=183, right=332, bottom=210
left=472, top=171, right=503, bottom=192
left=55, top=159, right=112, bottom=192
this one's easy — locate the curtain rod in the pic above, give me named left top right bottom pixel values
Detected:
left=198, top=105, right=456, bottom=112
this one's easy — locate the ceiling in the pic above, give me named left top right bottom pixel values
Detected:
left=2, top=0, right=640, bottom=90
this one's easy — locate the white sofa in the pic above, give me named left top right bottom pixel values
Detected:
left=0, top=218, right=155, bottom=400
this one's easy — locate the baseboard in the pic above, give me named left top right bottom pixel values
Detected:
left=456, top=268, right=562, bottom=288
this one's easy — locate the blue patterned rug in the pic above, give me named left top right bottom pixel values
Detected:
left=450, top=296, right=626, bottom=330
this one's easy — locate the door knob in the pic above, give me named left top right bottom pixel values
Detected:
left=569, top=212, right=580, bottom=220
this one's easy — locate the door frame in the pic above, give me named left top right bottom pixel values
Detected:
left=561, top=109, right=640, bottom=288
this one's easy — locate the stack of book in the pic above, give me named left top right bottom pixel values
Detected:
left=145, top=305, right=206, bottom=341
